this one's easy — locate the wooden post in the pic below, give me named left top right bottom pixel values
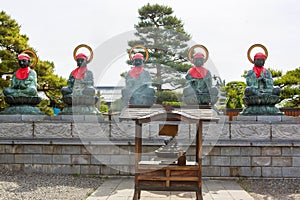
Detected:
left=196, top=120, right=203, bottom=200
left=134, top=120, right=142, bottom=200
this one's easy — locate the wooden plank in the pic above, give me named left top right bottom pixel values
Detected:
left=137, top=175, right=199, bottom=182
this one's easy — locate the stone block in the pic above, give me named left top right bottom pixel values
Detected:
left=281, top=116, right=295, bottom=122
left=231, top=123, right=270, bottom=139
left=91, top=155, right=110, bottom=165
left=111, top=122, right=135, bottom=139
left=84, top=115, right=104, bottom=122
left=220, top=167, right=230, bottom=176
left=72, top=123, right=108, bottom=138
left=239, top=167, right=261, bottom=177
left=80, top=165, right=100, bottom=174
left=282, top=167, right=300, bottom=177
left=61, top=115, right=85, bottom=122
left=221, top=147, right=240, bottom=156
left=202, top=156, right=210, bottom=166
left=42, top=146, right=54, bottom=154
left=230, top=157, right=251, bottom=166
left=33, top=155, right=52, bottom=164
left=53, top=146, right=62, bottom=154
left=71, top=154, right=90, bottom=164
left=252, top=157, right=271, bottom=166
left=62, top=146, right=81, bottom=154
left=21, top=115, right=45, bottom=122
left=100, top=165, right=119, bottom=175
left=109, top=155, right=134, bottom=165
left=0, top=123, right=33, bottom=138
left=240, top=147, right=261, bottom=156
left=0, top=115, right=22, bottom=122
left=53, top=155, right=71, bottom=164
left=233, top=115, right=257, bottom=121
left=117, top=165, right=134, bottom=175
left=205, top=147, right=220, bottom=156
left=15, top=154, right=32, bottom=163
left=211, top=156, right=230, bottom=166
left=52, top=165, right=81, bottom=174
left=257, top=115, right=282, bottom=122
left=24, top=145, right=42, bottom=154
left=203, top=120, right=229, bottom=140
left=272, top=157, right=292, bottom=167
left=282, top=147, right=300, bottom=156
left=0, top=155, right=14, bottom=163
left=272, top=124, right=300, bottom=139
left=202, top=166, right=220, bottom=177
left=262, top=167, right=282, bottom=177
left=262, top=147, right=281, bottom=156
left=293, top=157, right=300, bottom=166
left=34, top=123, right=72, bottom=138
left=0, top=145, right=23, bottom=154
left=87, top=145, right=120, bottom=155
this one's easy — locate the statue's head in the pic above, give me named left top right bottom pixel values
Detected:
left=132, top=53, right=144, bottom=67
left=17, top=53, right=30, bottom=68
left=254, top=53, right=266, bottom=67
left=193, top=52, right=205, bottom=67
left=76, top=53, right=88, bottom=67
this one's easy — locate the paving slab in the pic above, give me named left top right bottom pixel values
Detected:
left=87, top=177, right=254, bottom=200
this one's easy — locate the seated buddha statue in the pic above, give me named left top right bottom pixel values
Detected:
left=3, top=53, right=39, bottom=98
left=121, top=53, right=156, bottom=106
left=61, top=53, right=96, bottom=99
left=183, top=50, right=218, bottom=106
left=241, top=44, right=282, bottom=115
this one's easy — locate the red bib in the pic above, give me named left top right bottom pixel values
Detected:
left=253, top=66, right=266, bottom=78
left=189, top=66, right=207, bottom=78
left=71, top=67, right=87, bottom=80
left=129, top=67, right=144, bottom=78
left=16, top=67, right=30, bottom=80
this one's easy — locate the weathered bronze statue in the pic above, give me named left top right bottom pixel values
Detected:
left=60, top=44, right=100, bottom=114
left=183, top=45, right=218, bottom=106
left=121, top=45, right=156, bottom=107
left=240, top=44, right=282, bottom=115
left=2, top=50, right=43, bottom=114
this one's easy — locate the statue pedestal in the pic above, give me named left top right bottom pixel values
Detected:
left=1, top=96, right=43, bottom=115
left=60, top=96, right=101, bottom=115
left=240, top=94, right=283, bottom=115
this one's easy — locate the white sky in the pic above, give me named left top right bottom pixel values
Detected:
left=1, top=0, right=300, bottom=86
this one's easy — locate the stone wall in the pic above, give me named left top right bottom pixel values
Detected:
left=0, top=115, right=299, bottom=178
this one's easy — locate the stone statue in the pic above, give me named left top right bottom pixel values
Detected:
left=121, top=46, right=156, bottom=106
left=183, top=45, right=218, bottom=106
left=61, top=53, right=96, bottom=98
left=4, top=53, right=39, bottom=97
left=60, top=44, right=100, bottom=115
left=1, top=50, right=43, bottom=114
left=241, top=44, right=282, bottom=115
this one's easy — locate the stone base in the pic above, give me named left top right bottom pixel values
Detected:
left=62, top=96, right=99, bottom=106
left=240, top=105, right=283, bottom=115
left=60, top=105, right=101, bottom=115
left=0, top=105, right=44, bottom=115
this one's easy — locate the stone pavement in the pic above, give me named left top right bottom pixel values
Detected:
left=87, top=177, right=254, bottom=200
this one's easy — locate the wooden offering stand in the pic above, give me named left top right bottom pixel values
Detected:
left=119, top=106, right=219, bottom=200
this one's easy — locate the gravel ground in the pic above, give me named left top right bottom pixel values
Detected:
left=0, top=170, right=103, bottom=200
left=1, top=170, right=300, bottom=200
left=238, top=179, right=300, bottom=200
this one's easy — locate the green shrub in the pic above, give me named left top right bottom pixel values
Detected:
left=156, top=90, right=182, bottom=104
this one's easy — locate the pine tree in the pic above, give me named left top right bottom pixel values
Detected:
left=0, top=11, right=67, bottom=114
left=128, top=4, right=191, bottom=91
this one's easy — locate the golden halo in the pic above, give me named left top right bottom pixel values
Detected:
left=188, top=44, right=209, bottom=64
left=21, top=49, right=38, bottom=68
left=247, top=44, right=268, bottom=64
left=73, top=44, right=93, bottom=63
left=129, top=45, right=149, bottom=62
